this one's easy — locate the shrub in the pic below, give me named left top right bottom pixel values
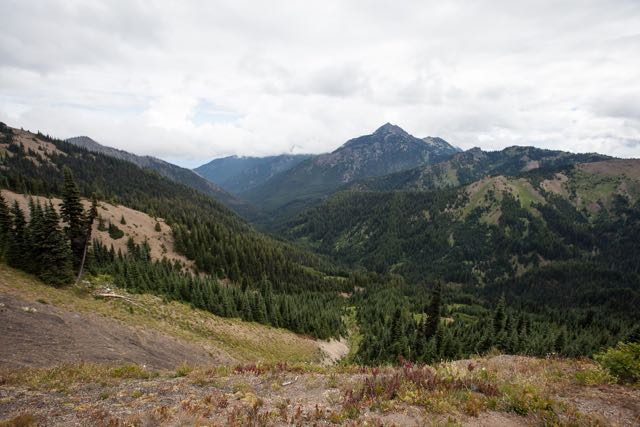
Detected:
left=108, top=222, right=124, bottom=239
left=0, top=413, right=38, bottom=427
left=110, top=364, right=153, bottom=379
left=574, top=365, right=614, bottom=386
left=174, top=362, right=193, bottom=377
left=594, top=342, right=640, bottom=384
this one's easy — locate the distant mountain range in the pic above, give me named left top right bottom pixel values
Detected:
left=237, top=123, right=461, bottom=218
left=65, top=136, right=254, bottom=217
left=194, top=154, right=313, bottom=194
left=348, top=145, right=610, bottom=192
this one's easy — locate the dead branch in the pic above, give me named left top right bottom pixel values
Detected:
left=281, top=376, right=299, bottom=386
left=94, top=293, right=144, bottom=308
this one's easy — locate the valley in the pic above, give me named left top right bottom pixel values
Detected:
left=1, top=121, right=639, bottom=425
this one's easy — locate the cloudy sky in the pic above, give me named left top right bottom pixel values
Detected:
left=1, top=0, right=639, bottom=167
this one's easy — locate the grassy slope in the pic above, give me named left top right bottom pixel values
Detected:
left=0, top=264, right=321, bottom=364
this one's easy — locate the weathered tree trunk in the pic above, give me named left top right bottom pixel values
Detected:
left=75, top=237, right=89, bottom=284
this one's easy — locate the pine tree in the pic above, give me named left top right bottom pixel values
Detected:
left=414, top=318, right=427, bottom=361
left=26, top=199, right=45, bottom=275
left=0, top=193, right=11, bottom=235
left=38, top=202, right=74, bottom=285
left=554, top=328, right=567, bottom=354
left=60, top=167, right=85, bottom=266
left=6, top=201, right=28, bottom=270
left=425, top=282, right=442, bottom=339
left=493, top=295, right=506, bottom=336
left=0, top=193, right=10, bottom=259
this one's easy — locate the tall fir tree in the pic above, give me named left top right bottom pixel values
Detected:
left=6, top=201, right=28, bottom=270
left=60, top=167, right=85, bottom=266
left=26, top=199, right=46, bottom=275
left=0, top=193, right=11, bottom=258
left=493, top=295, right=506, bottom=335
left=38, top=202, right=74, bottom=286
left=425, top=281, right=442, bottom=339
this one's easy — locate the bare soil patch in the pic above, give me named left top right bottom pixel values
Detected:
left=0, top=293, right=227, bottom=370
left=579, top=159, right=640, bottom=180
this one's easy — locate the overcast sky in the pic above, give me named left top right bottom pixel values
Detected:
left=1, top=0, right=639, bottom=167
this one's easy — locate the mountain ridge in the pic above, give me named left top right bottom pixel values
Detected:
left=65, top=135, right=254, bottom=217
left=242, top=123, right=460, bottom=219
left=348, top=144, right=611, bottom=193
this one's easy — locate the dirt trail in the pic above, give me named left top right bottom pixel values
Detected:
left=0, top=293, right=231, bottom=370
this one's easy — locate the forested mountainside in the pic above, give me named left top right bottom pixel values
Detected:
left=281, top=159, right=640, bottom=363
left=194, top=154, right=313, bottom=193
left=0, top=123, right=347, bottom=339
left=349, top=145, right=610, bottom=192
left=65, top=135, right=255, bottom=218
left=284, top=159, right=640, bottom=282
left=241, top=123, right=460, bottom=219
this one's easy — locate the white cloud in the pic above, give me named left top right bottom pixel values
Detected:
left=1, top=0, right=639, bottom=167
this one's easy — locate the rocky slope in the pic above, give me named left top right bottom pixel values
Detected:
left=2, top=353, right=638, bottom=426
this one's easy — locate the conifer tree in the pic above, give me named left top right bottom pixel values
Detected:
left=493, top=295, right=506, bottom=336
left=0, top=193, right=10, bottom=258
left=425, top=282, right=442, bottom=339
left=39, top=202, right=74, bottom=285
left=61, top=167, right=85, bottom=266
left=75, top=194, right=98, bottom=283
left=26, top=199, right=45, bottom=275
left=6, top=201, right=27, bottom=270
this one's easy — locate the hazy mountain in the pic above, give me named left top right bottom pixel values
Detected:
left=243, top=123, right=460, bottom=216
left=65, top=136, right=253, bottom=216
left=194, top=154, right=313, bottom=194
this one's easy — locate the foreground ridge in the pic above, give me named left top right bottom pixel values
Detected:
left=2, top=355, right=638, bottom=426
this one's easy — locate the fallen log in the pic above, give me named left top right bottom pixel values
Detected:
left=94, top=293, right=144, bottom=308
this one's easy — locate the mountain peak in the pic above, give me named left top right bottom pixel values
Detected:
left=374, top=123, right=409, bottom=136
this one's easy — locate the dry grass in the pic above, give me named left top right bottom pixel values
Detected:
left=2, top=355, right=638, bottom=425
left=0, top=363, right=157, bottom=391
